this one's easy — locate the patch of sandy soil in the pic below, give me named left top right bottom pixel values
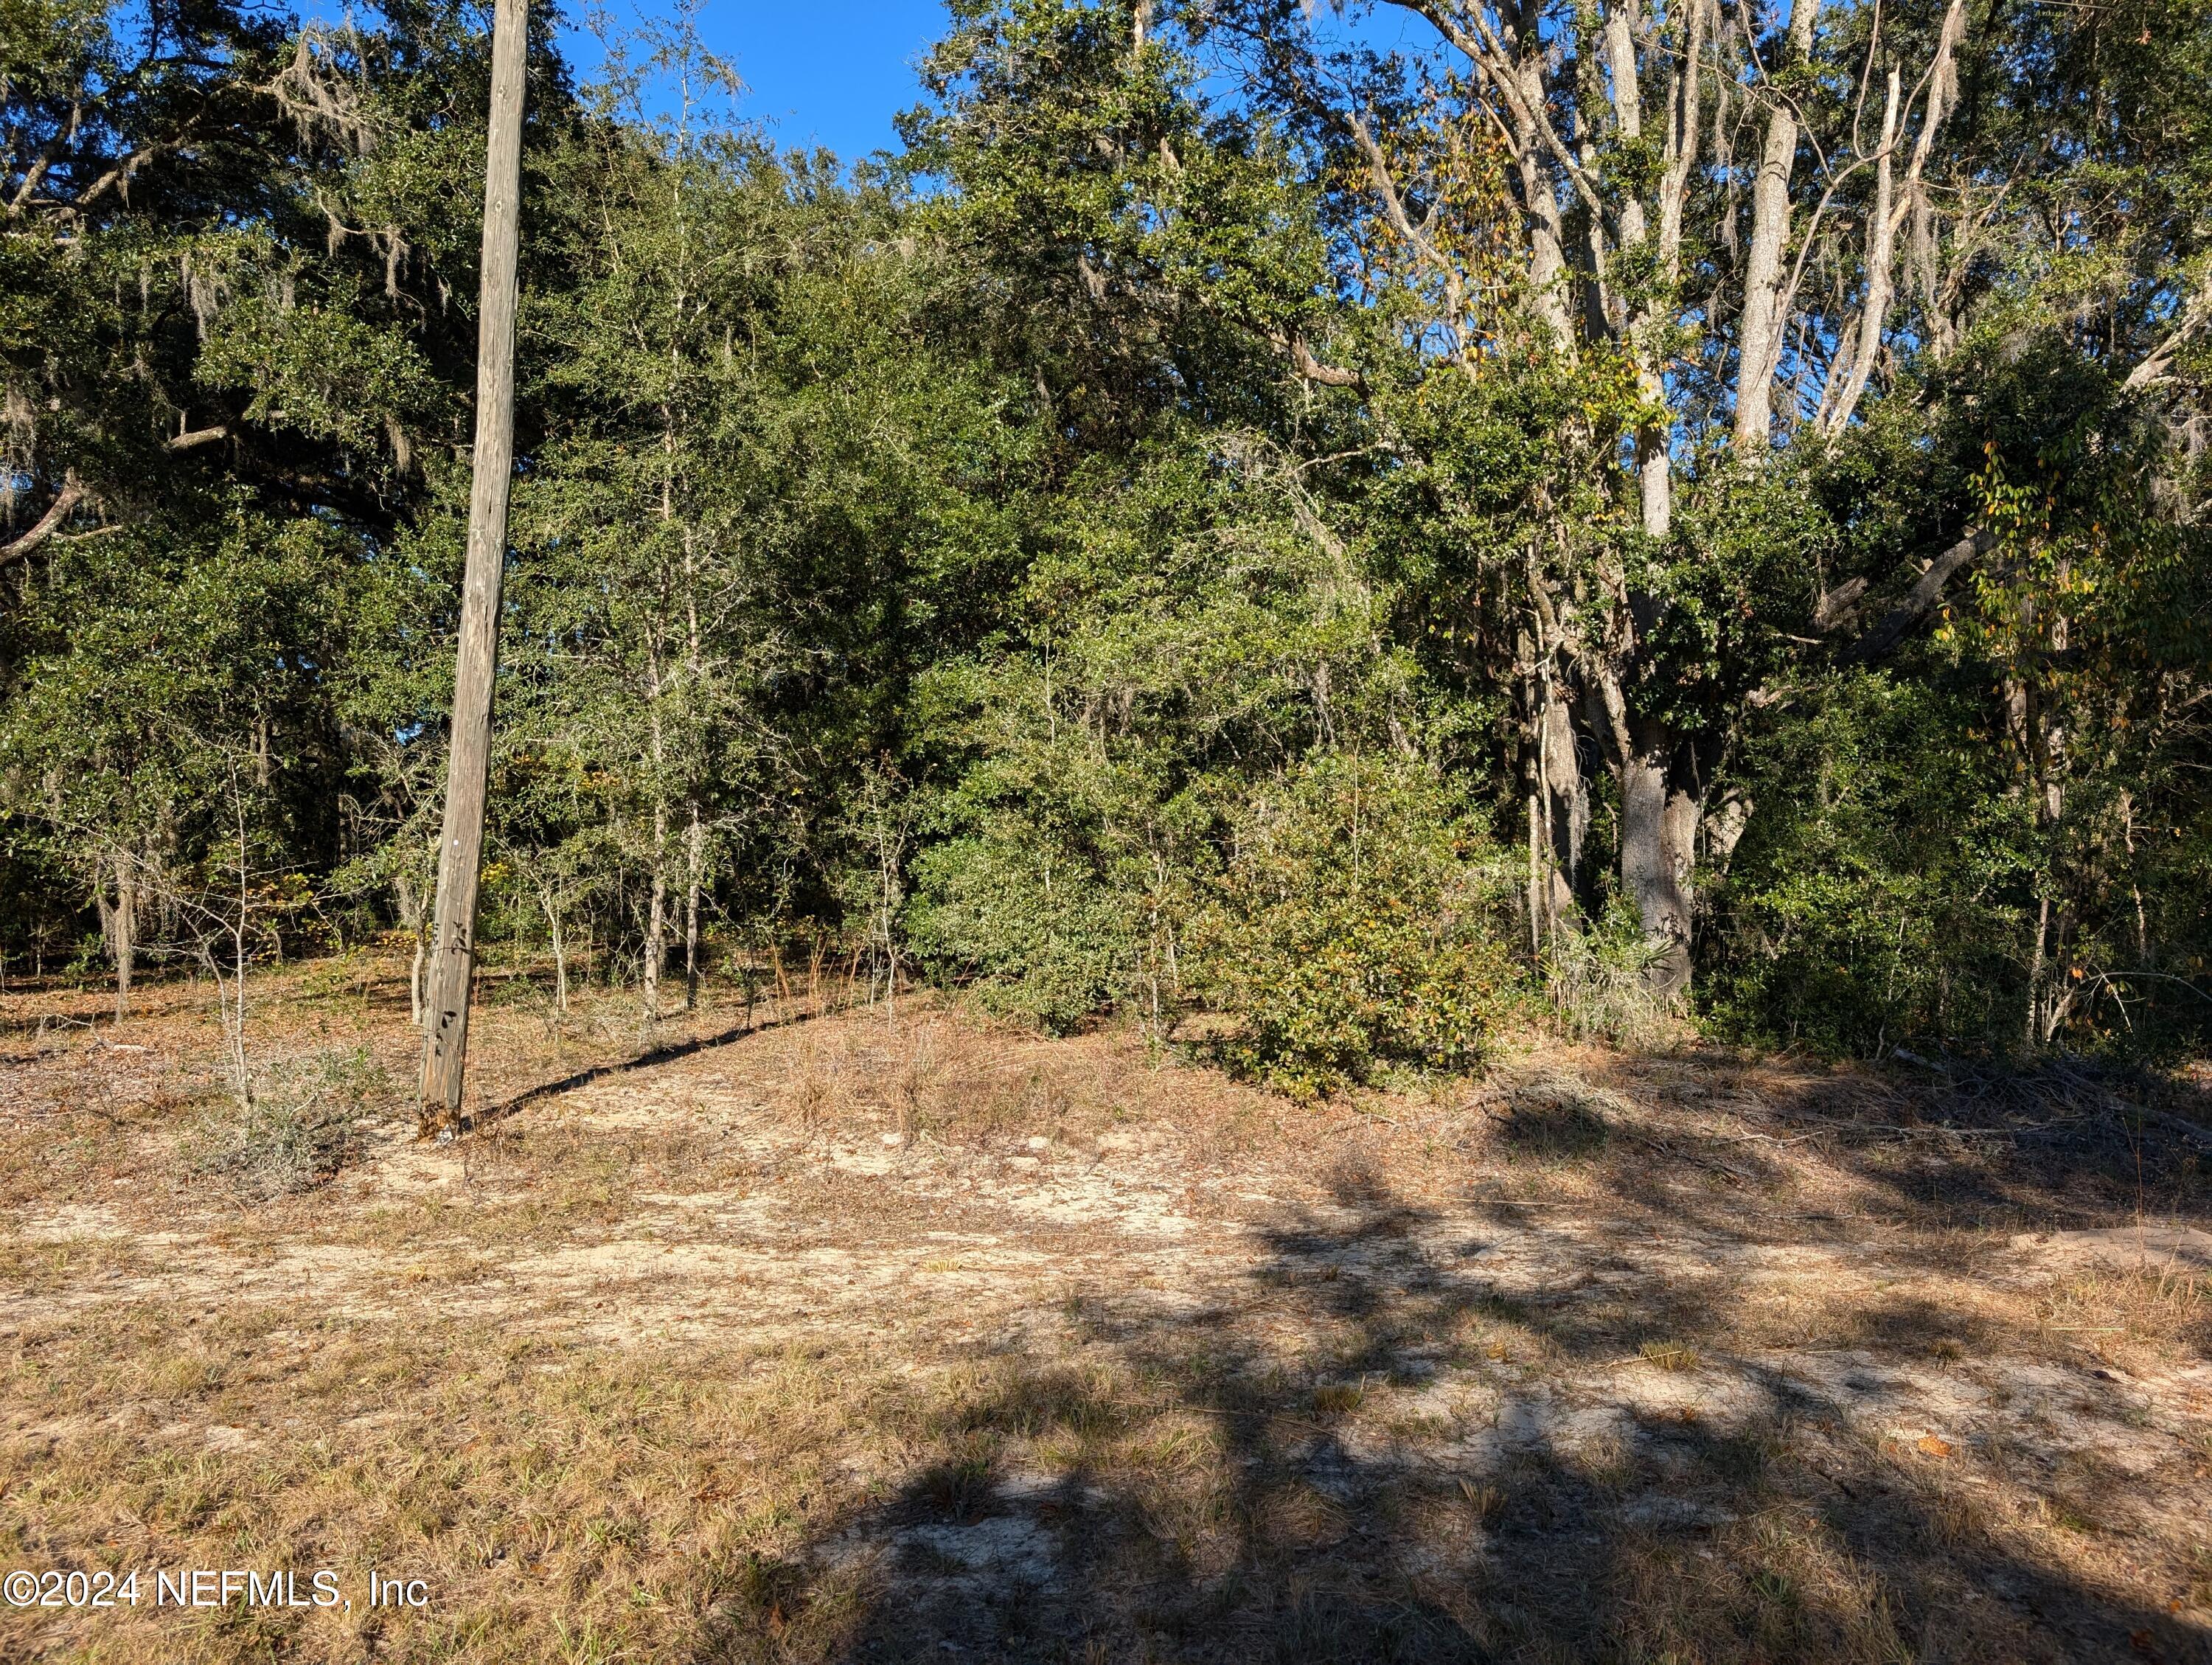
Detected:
left=2011, top=1225, right=2212, bottom=1273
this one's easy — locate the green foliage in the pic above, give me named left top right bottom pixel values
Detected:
left=4, top=0, right=2208, bottom=1091
left=908, top=830, right=1150, bottom=1031
left=1705, top=674, right=2039, bottom=1054
left=1185, top=757, right=1515, bottom=1098
left=903, top=432, right=1459, bottom=1052
left=903, top=0, right=1341, bottom=450
left=1546, top=901, right=1675, bottom=1049
left=0, top=505, right=364, bottom=925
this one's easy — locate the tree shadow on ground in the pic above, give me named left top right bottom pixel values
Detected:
left=1476, top=1055, right=2208, bottom=1272
left=709, top=1150, right=2208, bottom=1664
left=455, top=998, right=824, bottom=1133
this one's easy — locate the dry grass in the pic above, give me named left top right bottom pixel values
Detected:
left=1, top=959, right=2208, bottom=1663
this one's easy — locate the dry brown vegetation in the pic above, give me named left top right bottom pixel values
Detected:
left=2, top=958, right=2210, bottom=1664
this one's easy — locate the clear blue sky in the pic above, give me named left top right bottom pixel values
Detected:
left=611, top=0, right=954, bottom=161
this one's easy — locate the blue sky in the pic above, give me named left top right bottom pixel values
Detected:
left=286, top=1, right=1453, bottom=165
left=596, top=0, right=954, bottom=161
left=563, top=1, right=1447, bottom=164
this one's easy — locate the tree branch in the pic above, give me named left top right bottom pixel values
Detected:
left=1394, top=0, right=1610, bottom=224
left=72, top=144, right=160, bottom=216
left=1838, top=527, right=1993, bottom=664
left=2124, top=282, right=2210, bottom=393
left=1346, top=108, right=1468, bottom=336
left=1812, top=575, right=1868, bottom=631
left=0, top=475, right=84, bottom=566
left=1270, top=331, right=1366, bottom=389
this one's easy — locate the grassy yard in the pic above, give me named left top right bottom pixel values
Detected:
left=1, top=960, right=2209, bottom=1663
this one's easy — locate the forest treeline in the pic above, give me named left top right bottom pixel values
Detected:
left=2, top=0, right=2208, bottom=1092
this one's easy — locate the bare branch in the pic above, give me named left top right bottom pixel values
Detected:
left=1812, top=574, right=1868, bottom=631
left=1839, top=528, right=1994, bottom=664
left=1393, top=0, right=1610, bottom=223
left=1346, top=108, right=1468, bottom=335
left=1270, top=330, right=1366, bottom=389
left=7, top=142, right=60, bottom=219
left=2123, top=282, right=2211, bottom=393
left=0, top=475, right=84, bottom=566
left=72, top=145, right=160, bottom=215
left=1818, top=66, right=1901, bottom=436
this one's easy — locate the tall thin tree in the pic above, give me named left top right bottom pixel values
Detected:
left=420, top=0, right=530, bottom=1130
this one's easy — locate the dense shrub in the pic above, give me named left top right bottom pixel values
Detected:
left=905, top=827, right=1152, bottom=1032
left=1703, top=675, right=2038, bottom=1054
left=1184, top=757, right=1517, bottom=1098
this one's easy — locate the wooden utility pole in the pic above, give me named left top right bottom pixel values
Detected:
left=420, top=0, right=530, bottom=1131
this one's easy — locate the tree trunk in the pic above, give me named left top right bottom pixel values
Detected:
left=1509, top=0, right=1577, bottom=348
left=108, top=850, right=136, bottom=1020
left=418, top=0, right=531, bottom=1127
left=1581, top=656, right=1698, bottom=996
left=1901, top=0, right=1968, bottom=358
left=644, top=818, right=667, bottom=1023
left=1597, top=0, right=1677, bottom=538
left=1823, top=68, right=1900, bottom=437
left=1526, top=787, right=1545, bottom=958
left=684, top=799, right=703, bottom=1010
left=643, top=637, right=668, bottom=1023
left=1655, top=0, right=1706, bottom=274
left=1733, top=0, right=1820, bottom=453
left=2025, top=893, right=2051, bottom=1050
left=1703, top=790, right=1753, bottom=872
left=1619, top=729, right=1697, bottom=998
left=541, top=883, right=568, bottom=1012
left=1539, top=683, right=1587, bottom=928
left=395, top=875, right=427, bottom=1027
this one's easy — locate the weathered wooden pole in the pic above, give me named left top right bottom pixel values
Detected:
left=420, top=0, right=529, bottom=1131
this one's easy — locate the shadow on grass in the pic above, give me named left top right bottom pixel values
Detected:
left=453, top=997, right=827, bottom=1135
left=1489, top=1052, right=2208, bottom=1251
left=693, top=1155, right=2208, bottom=1664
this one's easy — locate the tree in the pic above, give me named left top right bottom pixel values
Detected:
left=4, top=0, right=2203, bottom=1072
left=1144, top=0, right=2208, bottom=1003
